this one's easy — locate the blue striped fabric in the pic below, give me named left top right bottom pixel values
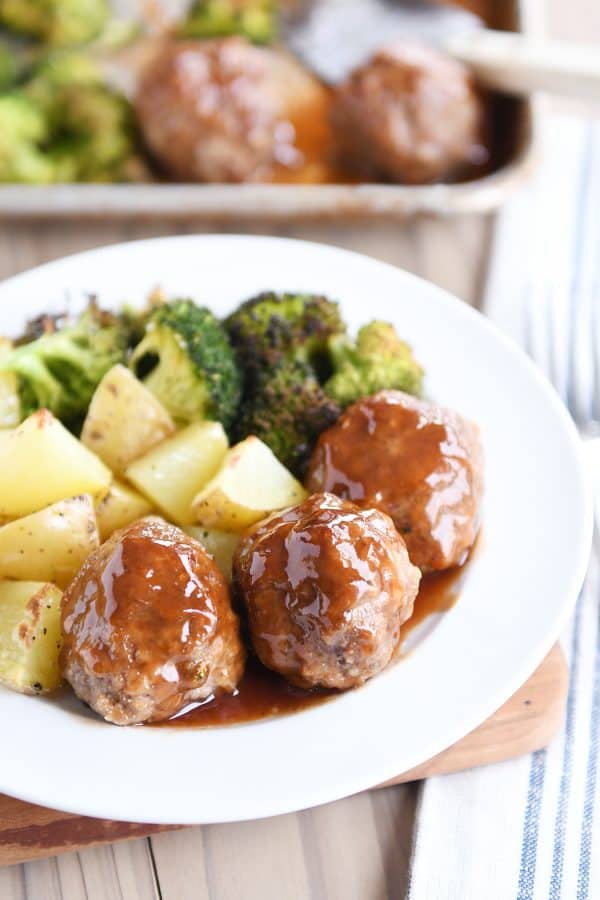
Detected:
left=517, top=749, right=547, bottom=900
left=408, top=117, right=600, bottom=900
left=548, top=598, right=584, bottom=900
left=577, top=569, right=600, bottom=898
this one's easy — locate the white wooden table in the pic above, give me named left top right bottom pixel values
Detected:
left=0, top=3, right=597, bottom=896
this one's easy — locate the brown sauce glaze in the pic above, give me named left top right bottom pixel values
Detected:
left=61, top=519, right=245, bottom=725
left=234, top=493, right=420, bottom=690
left=269, top=87, right=355, bottom=185
left=163, top=655, right=334, bottom=726
left=305, top=392, right=483, bottom=573
left=402, top=566, right=463, bottom=638
left=158, top=563, right=466, bottom=728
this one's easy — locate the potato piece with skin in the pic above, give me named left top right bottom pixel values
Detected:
left=126, top=421, right=228, bottom=525
left=0, top=410, right=111, bottom=518
left=0, top=581, right=63, bottom=695
left=192, top=436, right=308, bottom=532
left=186, top=526, right=239, bottom=579
left=95, top=480, right=154, bottom=542
left=0, top=495, right=100, bottom=588
left=81, top=364, right=175, bottom=476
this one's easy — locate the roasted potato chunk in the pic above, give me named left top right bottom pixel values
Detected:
left=192, top=436, right=307, bottom=532
left=0, top=580, right=63, bottom=695
left=126, top=421, right=228, bottom=525
left=0, top=495, right=99, bottom=587
left=81, top=364, right=175, bottom=476
left=0, top=410, right=111, bottom=518
left=95, top=480, right=154, bottom=542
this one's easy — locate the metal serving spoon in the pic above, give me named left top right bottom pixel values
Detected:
left=281, top=0, right=600, bottom=97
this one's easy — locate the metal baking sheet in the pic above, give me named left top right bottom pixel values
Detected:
left=0, top=0, right=540, bottom=220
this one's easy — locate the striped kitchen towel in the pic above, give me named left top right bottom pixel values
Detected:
left=408, top=116, right=600, bottom=900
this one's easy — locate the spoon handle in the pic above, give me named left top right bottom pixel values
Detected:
left=444, top=29, right=600, bottom=100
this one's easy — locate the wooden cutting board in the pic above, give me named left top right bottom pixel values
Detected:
left=0, top=644, right=567, bottom=867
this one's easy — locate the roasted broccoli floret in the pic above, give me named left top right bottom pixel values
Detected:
left=180, top=0, right=276, bottom=44
left=0, top=301, right=129, bottom=425
left=0, top=92, right=55, bottom=183
left=225, top=292, right=346, bottom=470
left=130, top=299, right=243, bottom=430
left=225, top=292, right=346, bottom=378
left=324, top=320, right=424, bottom=407
left=28, top=50, right=102, bottom=96
left=25, top=55, right=137, bottom=182
left=0, top=43, right=18, bottom=90
left=236, top=359, right=341, bottom=476
left=0, top=0, right=109, bottom=47
left=47, top=81, right=136, bottom=181
left=0, top=54, right=137, bottom=184
left=0, top=335, right=20, bottom=427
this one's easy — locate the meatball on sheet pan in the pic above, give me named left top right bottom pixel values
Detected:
left=0, top=235, right=590, bottom=826
left=0, top=0, right=538, bottom=219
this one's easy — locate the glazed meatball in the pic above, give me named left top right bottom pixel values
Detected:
left=331, top=42, right=488, bottom=184
left=61, top=518, right=245, bottom=725
left=136, top=37, right=335, bottom=183
left=234, top=493, right=420, bottom=690
left=306, top=391, right=483, bottom=572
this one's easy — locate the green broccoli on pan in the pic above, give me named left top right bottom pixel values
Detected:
left=0, top=301, right=130, bottom=426
left=235, top=359, right=341, bottom=476
left=0, top=0, right=109, bottom=47
left=0, top=92, right=56, bottom=182
left=0, top=43, right=18, bottom=90
left=180, top=0, right=276, bottom=44
left=27, top=50, right=102, bottom=95
left=47, top=81, right=136, bottom=182
left=0, top=53, right=137, bottom=184
left=225, top=291, right=346, bottom=378
left=324, top=320, right=424, bottom=408
left=24, top=54, right=138, bottom=182
left=130, top=299, right=243, bottom=430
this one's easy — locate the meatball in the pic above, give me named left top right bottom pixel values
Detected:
left=234, top=492, right=420, bottom=690
left=135, top=37, right=335, bottom=183
left=306, top=391, right=483, bottom=572
left=331, top=42, right=488, bottom=184
left=60, top=518, right=245, bottom=725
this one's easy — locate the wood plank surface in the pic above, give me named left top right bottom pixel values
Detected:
left=0, top=644, right=567, bottom=869
left=0, top=1, right=596, bottom=895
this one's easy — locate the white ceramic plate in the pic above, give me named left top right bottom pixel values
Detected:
left=0, top=235, right=592, bottom=825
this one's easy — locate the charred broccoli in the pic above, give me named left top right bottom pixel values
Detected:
left=0, top=0, right=109, bottom=47
left=324, top=320, right=424, bottom=407
left=226, top=292, right=345, bottom=471
left=225, top=291, right=346, bottom=378
left=0, top=301, right=129, bottom=426
left=180, top=0, right=276, bottom=44
left=130, top=299, right=243, bottom=430
left=236, top=359, right=341, bottom=476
